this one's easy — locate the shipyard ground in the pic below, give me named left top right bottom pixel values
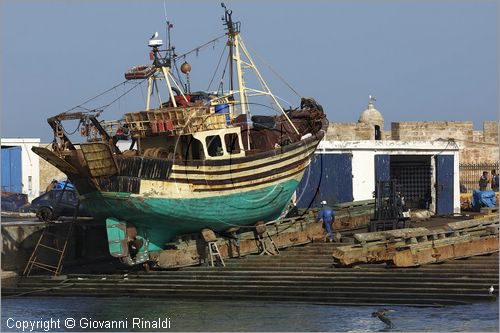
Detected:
left=2, top=214, right=498, bottom=307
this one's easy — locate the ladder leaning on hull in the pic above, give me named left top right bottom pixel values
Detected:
left=23, top=203, right=80, bottom=277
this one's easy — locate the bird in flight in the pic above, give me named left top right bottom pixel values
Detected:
left=372, top=309, right=394, bottom=329
left=150, top=32, right=159, bottom=39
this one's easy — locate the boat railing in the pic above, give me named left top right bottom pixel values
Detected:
left=124, top=107, right=228, bottom=137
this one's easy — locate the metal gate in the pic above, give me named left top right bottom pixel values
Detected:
left=296, top=153, right=353, bottom=209
left=1, top=146, right=22, bottom=193
left=436, top=155, right=454, bottom=215
left=459, top=162, right=499, bottom=192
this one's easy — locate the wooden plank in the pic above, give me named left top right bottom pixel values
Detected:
left=334, top=221, right=499, bottom=266
left=447, top=220, right=482, bottom=230
left=354, top=228, right=429, bottom=243
left=391, top=235, right=499, bottom=267
left=480, top=207, right=499, bottom=214
left=80, top=143, right=118, bottom=177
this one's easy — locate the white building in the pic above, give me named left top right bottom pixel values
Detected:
left=297, top=140, right=461, bottom=215
left=1, top=138, right=40, bottom=201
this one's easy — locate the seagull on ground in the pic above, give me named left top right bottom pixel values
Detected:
left=489, top=285, right=494, bottom=295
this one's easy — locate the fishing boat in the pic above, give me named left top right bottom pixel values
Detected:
left=33, top=5, right=328, bottom=266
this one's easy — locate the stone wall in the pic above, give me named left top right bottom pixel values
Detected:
left=473, top=130, right=484, bottom=143
left=382, top=131, right=392, bottom=140
left=391, top=121, right=474, bottom=142
left=326, top=123, right=372, bottom=141
left=483, top=121, right=499, bottom=144
left=459, top=142, right=499, bottom=164
left=1, top=221, right=109, bottom=273
left=39, top=144, right=67, bottom=193
left=389, top=120, right=498, bottom=164
left=327, top=120, right=498, bottom=164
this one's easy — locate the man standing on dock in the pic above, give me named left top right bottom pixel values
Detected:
left=491, top=170, right=499, bottom=192
left=317, top=200, right=335, bottom=242
left=479, top=171, right=490, bottom=191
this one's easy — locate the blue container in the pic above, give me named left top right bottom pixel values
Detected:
left=215, top=104, right=231, bottom=125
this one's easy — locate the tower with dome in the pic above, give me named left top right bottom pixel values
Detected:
left=358, top=95, right=384, bottom=140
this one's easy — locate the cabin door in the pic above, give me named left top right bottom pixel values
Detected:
left=435, top=155, right=454, bottom=215
left=1, top=146, right=22, bottom=193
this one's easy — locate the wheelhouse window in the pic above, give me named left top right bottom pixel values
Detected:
left=187, top=137, right=205, bottom=160
left=206, top=135, right=224, bottom=157
left=225, top=133, right=241, bottom=154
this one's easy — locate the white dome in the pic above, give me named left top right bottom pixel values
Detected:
left=358, top=98, right=383, bottom=124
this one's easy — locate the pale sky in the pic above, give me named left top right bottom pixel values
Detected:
left=1, top=0, right=498, bottom=142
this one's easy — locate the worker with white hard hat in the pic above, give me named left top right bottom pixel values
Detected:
left=317, top=200, right=335, bottom=242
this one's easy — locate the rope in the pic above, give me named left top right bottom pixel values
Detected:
left=62, top=120, right=83, bottom=136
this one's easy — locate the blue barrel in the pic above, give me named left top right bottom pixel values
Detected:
left=215, top=104, right=231, bottom=125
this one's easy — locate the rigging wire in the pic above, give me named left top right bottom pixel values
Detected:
left=207, top=44, right=228, bottom=92
left=139, top=80, right=146, bottom=105
left=217, top=51, right=231, bottom=94
left=100, top=78, right=147, bottom=111
left=176, top=34, right=226, bottom=61
left=244, top=42, right=302, bottom=98
left=63, top=80, right=130, bottom=114
left=116, top=84, right=121, bottom=114
left=173, top=60, right=185, bottom=89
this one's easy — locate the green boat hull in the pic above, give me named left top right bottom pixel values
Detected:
left=83, top=178, right=299, bottom=252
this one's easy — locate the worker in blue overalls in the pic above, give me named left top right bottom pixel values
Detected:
left=317, top=200, right=335, bottom=242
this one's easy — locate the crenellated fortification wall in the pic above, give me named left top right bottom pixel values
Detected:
left=327, top=119, right=498, bottom=164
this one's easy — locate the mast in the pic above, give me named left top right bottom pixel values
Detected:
left=229, top=40, right=234, bottom=92
left=222, top=3, right=245, bottom=114
left=220, top=4, right=299, bottom=135
left=222, top=3, right=233, bottom=91
left=227, top=12, right=234, bottom=93
left=233, top=33, right=247, bottom=115
left=221, top=2, right=247, bottom=114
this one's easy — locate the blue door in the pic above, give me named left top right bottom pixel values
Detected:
left=375, top=155, right=390, bottom=182
left=296, top=153, right=353, bottom=208
left=1, top=146, right=22, bottom=193
left=435, top=155, right=454, bottom=215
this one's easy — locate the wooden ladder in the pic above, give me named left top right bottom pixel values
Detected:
left=23, top=204, right=79, bottom=277
left=257, top=231, right=280, bottom=256
left=207, top=241, right=225, bottom=267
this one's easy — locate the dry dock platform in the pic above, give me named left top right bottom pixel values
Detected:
left=3, top=241, right=498, bottom=307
